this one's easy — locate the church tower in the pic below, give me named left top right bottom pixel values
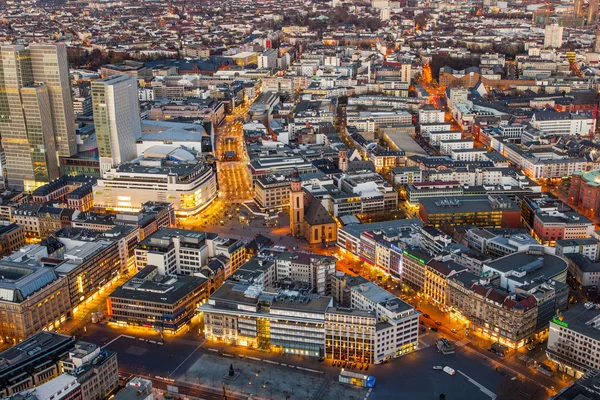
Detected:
left=338, top=148, right=348, bottom=172
left=290, top=170, right=304, bottom=237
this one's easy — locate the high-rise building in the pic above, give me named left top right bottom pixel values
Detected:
left=91, top=75, right=141, bottom=172
left=589, top=0, right=599, bottom=25
left=544, top=23, right=563, bottom=49
left=575, top=0, right=584, bottom=18
left=28, top=44, right=77, bottom=158
left=0, top=45, right=66, bottom=191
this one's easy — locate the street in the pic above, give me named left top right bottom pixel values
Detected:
left=215, top=100, right=254, bottom=202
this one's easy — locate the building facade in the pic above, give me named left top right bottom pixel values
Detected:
left=91, top=75, right=142, bottom=172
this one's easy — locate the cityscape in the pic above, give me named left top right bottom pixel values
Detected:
left=5, top=0, right=600, bottom=399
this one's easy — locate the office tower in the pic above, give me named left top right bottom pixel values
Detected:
left=543, top=23, right=563, bottom=48
left=589, top=0, right=599, bottom=25
left=29, top=44, right=77, bottom=158
left=574, top=0, right=584, bottom=18
left=91, top=75, right=142, bottom=172
left=0, top=45, right=63, bottom=191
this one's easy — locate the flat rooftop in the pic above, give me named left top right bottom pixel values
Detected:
left=0, top=332, right=73, bottom=373
left=555, top=304, right=600, bottom=342
left=485, top=252, right=567, bottom=284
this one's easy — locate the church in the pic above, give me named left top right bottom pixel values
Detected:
left=289, top=171, right=337, bottom=245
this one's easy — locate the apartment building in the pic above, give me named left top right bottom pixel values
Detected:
left=391, top=166, right=422, bottom=186
left=447, top=271, right=538, bottom=349
left=423, top=260, right=464, bottom=308
left=13, top=204, right=77, bottom=239
left=429, top=130, right=462, bottom=146
left=439, top=139, right=474, bottom=155
left=418, top=105, right=445, bottom=124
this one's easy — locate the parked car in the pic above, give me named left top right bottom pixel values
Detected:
left=423, top=314, right=430, bottom=319
left=450, top=329, right=458, bottom=334
left=488, top=348, right=504, bottom=357
left=435, top=321, right=442, bottom=326
left=527, top=345, right=535, bottom=351
left=431, top=327, right=439, bottom=332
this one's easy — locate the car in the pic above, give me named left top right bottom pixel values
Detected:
left=423, top=314, right=430, bottom=319
left=527, top=345, right=535, bottom=351
left=318, top=357, right=324, bottom=362
left=430, top=327, right=439, bottom=332
left=443, top=366, right=455, bottom=376
left=435, top=321, right=442, bottom=326
left=451, top=329, right=458, bottom=334
left=432, top=366, right=443, bottom=370
left=488, top=348, right=504, bottom=357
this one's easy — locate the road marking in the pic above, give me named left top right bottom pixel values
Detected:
left=169, top=340, right=205, bottom=377
left=418, top=339, right=431, bottom=349
left=457, top=370, right=497, bottom=399
left=102, top=335, right=124, bottom=348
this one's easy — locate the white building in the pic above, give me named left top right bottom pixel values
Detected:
left=258, top=49, right=278, bottom=69
left=429, top=130, right=462, bottom=146
left=530, top=110, right=596, bottom=136
left=92, top=75, right=142, bottom=172
left=135, top=227, right=245, bottom=276
left=547, top=305, right=600, bottom=378
left=93, top=146, right=217, bottom=216
left=544, top=24, right=563, bottom=49
left=349, top=281, right=419, bottom=363
left=440, top=139, right=474, bottom=155
left=418, top=106, right=445, bottom=124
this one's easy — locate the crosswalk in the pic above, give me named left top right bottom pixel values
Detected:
left=418, top=339, right=431, bottom=350
left=455, top=338, right=470, bottom=348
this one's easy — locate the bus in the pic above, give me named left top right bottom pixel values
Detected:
left=339, top=369, right=376, bottom=388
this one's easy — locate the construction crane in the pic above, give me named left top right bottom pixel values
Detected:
left=566, top=51, right=584, bottom=77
